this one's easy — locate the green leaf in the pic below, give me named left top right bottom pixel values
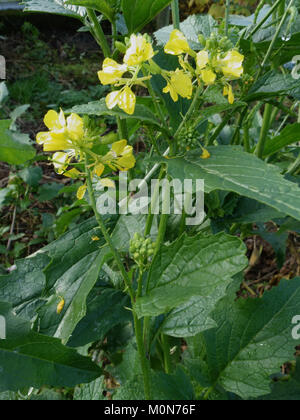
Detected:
left=221, top=197, right=285, bottom=224
left=263, top=123, right=300, bottom=157
left=161, top=289, right=225, bottom=338
left=0, top=253, right=50, bottom=317
left=0, top=301, right=102, bottom=391
left=66, top=0, right=115, bottom=21
left=66, top=99, right=161, bottom=129
left=164, top=146, right=300, bottom=221
left=18, top=166, right=43, bottom=187
left=260, top=359, right=300, bottom=400
left=154, top=14, right=217, bottom=50
left=41, top=249, right=109, bottom=345
left=121, top=0, right=172, bottom=34
left=113, top=368, right=195, bottom=400
left=36, top=217, right=116, bottom=344
left=202, top=278, right=300, bottom=399
left=0, top=120, right=36, bottom=165
left=200, top=102, right=246, bottom=119
left=246, top=71, right=300, bottom=101
left=74, top=376, right=106, bottom=400
left=134, top=232, right=247, bottom=318
left=38, top=182, right=64, bottom=201
left=23, top=0, right=86, bottom=20
left=68, top=288, right=131, bottom=347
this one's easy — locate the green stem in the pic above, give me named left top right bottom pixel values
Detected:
left=254, top=0, right=267, bottom=24
left=171, top=0, right=180, bottom=30
left=85, top=157, right=134, bottom=300
left=255, top=103, right=273, bottom=158
left=206, top=113, right=232, bottom=146
left=175, top=86, right=203, bottom=139
left=86, top=9, right=111, bottom=58
left=255, top=0, right=294, bottom=80
left=287, top=153, right=300, bottom=175
left=161, top=334, right=172, bottom=374
left=278, top=0, right=286, bottom=17
left=117, top=117, right=128, bottom=140
left=86, top=158, right=152, bottom=400
left=155, top=212, right=168, bottom=256
left=246, top=0, right=284, bottom=39
left=243, top=122, right=251, bottom=152
left=225, top=0, right=230, bottom=37
left=145, top=79, right=170, bottom=136
left=133, top=313, right=152, bottom=400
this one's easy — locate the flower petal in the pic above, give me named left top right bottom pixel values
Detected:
left=106, top=91, right=120, bottom=110
left=118, top=86, right=136, bottom=115
left=77, top=185, right=87, bottom=200
left=67, top=113, right=84, bottom=141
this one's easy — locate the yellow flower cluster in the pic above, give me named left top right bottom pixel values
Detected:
left=36, top=110, right=136, bottom=198
left=163, top=30, right=244, bottom=104
left=98, top=30, right=244, bottom=113
left=98, top=34, right=154, bottom=115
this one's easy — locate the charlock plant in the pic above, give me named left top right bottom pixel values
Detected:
left=1, top=0, right=300, bottom=401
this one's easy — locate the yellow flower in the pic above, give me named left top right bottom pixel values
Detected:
left=218, top=50, right=244, bottom=79
left=36, top=131, right=70, bottom=152
left=201, top=69, right=216, bottom=85
left=66, top=113, right=84, bottom=141
left=163, top=69, right=193, bottom=102
left=91, top=236, right=100, bottom=241
left=106, top=86, right=136, bottom=115
left=52, top=152, right=70, bottom=174
left=94, top=163, right=105, bottom=177
left=98, top=58, right=127, bottom=85
left=64, top=168, right=82, bottom=178
left=77, top=184, right=87, bottom=200
left=200, top=148, right=211, bottom=159
left=223, top=85, right=235, bottom=104
left=36, top=110, right=84, bottom=151
left=196, top=50, right=209, bottom=70
left=164, top=29, right=190, bottom=56
left=104, top=139, right=136, bottom=171
left=124, top=34, right=154, bottom=66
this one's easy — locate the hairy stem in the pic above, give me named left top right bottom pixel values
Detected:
left=85, top=157, right=134, bottom=300
left=86, top=9, right=111, bottom=58
left=255, top=103, right=273, bottom=158
left=171, top=0, right=180, bottom=30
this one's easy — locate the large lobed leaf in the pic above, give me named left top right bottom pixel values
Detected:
left=66, top=0, right=115, bottom=21
left=164, top=146, right=300, bottom=221
left=122, top=0, right=172, bottom=34
left=202, top=278, right=300, bottom=399
left=0, top=302, right=102, bottom=391
left=154, top=14, right=217, bottom=50
left=263, top=123, right=300, bottom=157
left=67, top=99, right=162, bottom=129
left=134, top=232, right=247, bottom=318
left=23, top=0, right=86, bottom=19
left=0, top=120, right=36, bottom=165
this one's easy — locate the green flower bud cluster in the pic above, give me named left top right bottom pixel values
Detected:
left=198, top=32, right=233, bottom=55
left=130, top=233, right=156, bottom=268
left=178, top=125, right=200, bottom=153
